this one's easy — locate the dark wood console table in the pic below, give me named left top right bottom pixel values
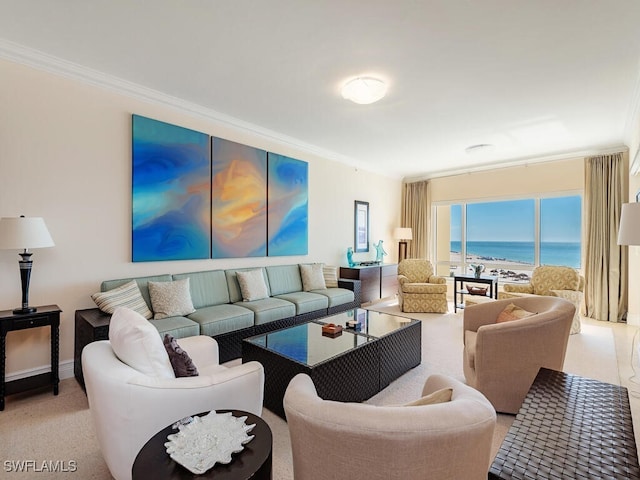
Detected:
left=74, top=308, right=111, bottom=389
left=489, top=368, right=640, bottom=479
left=340, top=264, right=398, bottom=304
left=1, top=305, right=61, bottom=410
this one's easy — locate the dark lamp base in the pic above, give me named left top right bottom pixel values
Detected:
left=13, top=307, right=37, bottom=315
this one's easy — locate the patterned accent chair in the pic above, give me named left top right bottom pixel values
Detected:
left=397, top=259, right=448, bottom=313
left=498, top=265, right=583, bottom=334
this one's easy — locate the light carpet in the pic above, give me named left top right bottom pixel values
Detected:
left=1, top=302, right=619, bottom=479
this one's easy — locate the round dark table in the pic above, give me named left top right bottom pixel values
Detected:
left=132, top=410, right=272, bottom=479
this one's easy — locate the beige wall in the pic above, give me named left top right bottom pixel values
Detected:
left=428, top=155, right=640, bottom=324
left=429, top=157, right=584, bottom=203
left=0, top=59, right=401, bottom=377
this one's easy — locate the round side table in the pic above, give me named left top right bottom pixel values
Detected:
left=132, top=410, right=272, bottom=479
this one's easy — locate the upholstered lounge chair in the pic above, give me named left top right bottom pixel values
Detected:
left=283, top=372, right=496, bottom=480
left=463, top=296, right=574, bottom=414
left=82, top=308, right=264, bottom=480
left=397, top=258, right=448, bottom=313
left=498, top=265, right=584, bottom=334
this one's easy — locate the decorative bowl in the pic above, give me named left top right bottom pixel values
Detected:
left=164, top=411, right=255, bottom=474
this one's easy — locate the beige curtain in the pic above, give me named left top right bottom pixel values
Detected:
left=584, top=152, right=628, bottom=322
left=401, top=180, right=430, bottom=260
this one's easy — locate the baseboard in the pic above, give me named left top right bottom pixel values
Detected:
left=5, top=360, right=74, bottom=383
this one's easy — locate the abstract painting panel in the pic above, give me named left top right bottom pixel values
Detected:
left=267, top=153, right=308, bottom=256
left=132, top=115, right=211, bottom=262
left=211, top=137, right=267, bottom=258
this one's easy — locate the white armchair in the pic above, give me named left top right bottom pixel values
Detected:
left=83, top=317, right=264, bottom=480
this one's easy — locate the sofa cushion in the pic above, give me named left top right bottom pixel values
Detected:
left=300, top=264, right=326, bottom=291
left=225, top=268, right=271, bottom=303
left=322, top=265, right=339, bottom=288
left=148, top=279, right=196, bottom=319
left=108, top=307, right=175, bottom=379
left=188, top=304, right=254, bottom=336
left=234, top=298, right=296, bottom=325
left=404, top=387, right=453, bottom=406
left=91, top=280, right=153, bottom=319
left=163, top=334, right=199, bottom=377
left=237, top=269, right=270, bottom=301
left=274, top=291, right=329, bottom=315
left=402, top=283, right=448, bottom=294
left=101, top=274, right=172, bottom=311
left=148, top=316, right=200, bottom=339
left=311, top=288, right=355, bottom=308
left=172, top=270, right=230, bottom=308
left=265, top=265, right=303, bottom=295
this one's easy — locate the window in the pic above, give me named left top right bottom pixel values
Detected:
left=436, top=195, right=581, bottom=280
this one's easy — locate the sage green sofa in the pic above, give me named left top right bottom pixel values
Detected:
left=74, top=264, right=361, bottom=388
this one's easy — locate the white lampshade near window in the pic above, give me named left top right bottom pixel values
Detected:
left=0, top=216, right=55, bottom=314
left=617, top=203, right=640, bottom=394
left=618, top=203, right=640, bottom=246
left=394, top=227, right=413, bottom=262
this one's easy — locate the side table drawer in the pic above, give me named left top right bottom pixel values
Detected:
left=9, top=315, right=54, bottom=331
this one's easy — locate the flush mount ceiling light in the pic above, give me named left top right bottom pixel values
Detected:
left=341, top=77, right=387, bottom=104
left=465, top=144, right=495, bottom=154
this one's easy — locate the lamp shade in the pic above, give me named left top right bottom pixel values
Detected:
left=0, top=217, right=55, bottom=250
left=393, top=227, right=413, bottom=241
left=618, top=203, right=640, bottom=246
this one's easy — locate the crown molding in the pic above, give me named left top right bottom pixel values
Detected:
left=403, top=145, right=629, bottom=183
left=0, top=39, right=395, bottom=176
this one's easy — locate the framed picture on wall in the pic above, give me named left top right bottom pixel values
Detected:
left=354, top=200, right=369, bottom=252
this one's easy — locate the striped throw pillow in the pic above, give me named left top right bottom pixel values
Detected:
left=91, top=280, right=153, bottom=319
left=323, top=265, right=339, bottom=288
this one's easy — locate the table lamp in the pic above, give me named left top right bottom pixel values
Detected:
left=393, top=227, right=413, bottom=262
left=0, top=216, right=55, bottom=314
left=617, top=202, right=640, bottom=394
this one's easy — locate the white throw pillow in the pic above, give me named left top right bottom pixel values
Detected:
left=322, top=265, right=339, bottom=288
left=300, top=263, right=326, bottom=291
left=236, top=269, right=269, bottom=301
left=148, top=279, right=196, bottom=320
left=91, top=280, right=153, bottom=319
left=108, top=307, right=175, bottom=379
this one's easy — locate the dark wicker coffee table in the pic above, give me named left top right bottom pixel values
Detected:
left=490, top=368, right=640, bottom=479
left=242, top=308, right=421, bottom=418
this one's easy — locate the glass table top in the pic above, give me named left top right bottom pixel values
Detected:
left=246, top=321, right=369, bottom=367
left=319, top=308, right=418, bottom=338
left=245, top=309, right=418, bottom=367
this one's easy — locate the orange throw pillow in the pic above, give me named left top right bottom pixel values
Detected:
left=496, top=303, right=536, bottom=323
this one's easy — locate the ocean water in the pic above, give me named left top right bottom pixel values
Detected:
left=450, top=241, right=581, bottom=269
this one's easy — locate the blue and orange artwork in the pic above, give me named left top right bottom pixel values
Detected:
left=267, top=153, right=308, bottom=256
left=132, top=115, right=211, bottom=262
left=211, top=138, right=267, bottom=258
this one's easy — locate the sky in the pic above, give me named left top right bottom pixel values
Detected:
left=450, top=196, right=582, bottom=243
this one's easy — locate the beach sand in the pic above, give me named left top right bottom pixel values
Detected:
left=448, top=252, right=533, bottom=280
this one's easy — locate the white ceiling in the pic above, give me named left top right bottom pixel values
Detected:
left=2, top=0, right=640, bottom=179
